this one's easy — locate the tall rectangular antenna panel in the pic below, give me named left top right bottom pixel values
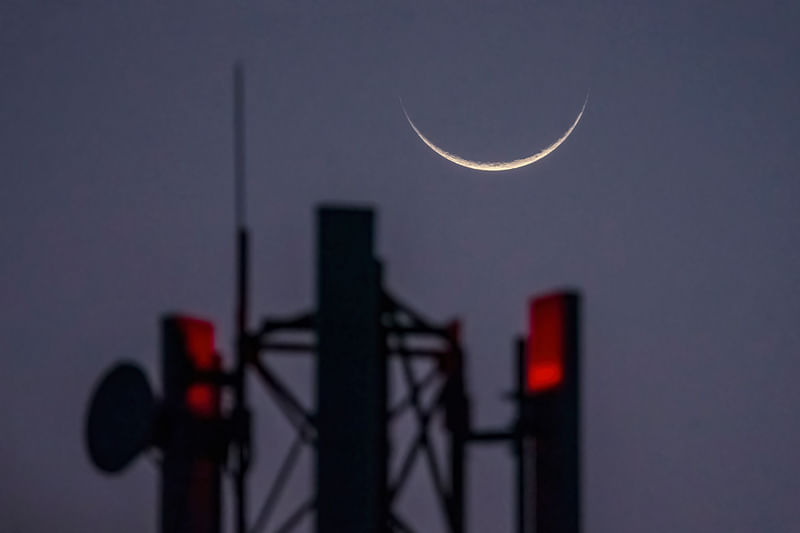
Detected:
left=316, top=207, right=386, bottom=533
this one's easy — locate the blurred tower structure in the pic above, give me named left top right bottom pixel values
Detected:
left=252, top=206, right=468, bottom=533
left=160, top=316, right=224, bottom=533
left=517, top=293, right=581, bottom=533
left=85, top=204, right=582, bottom=533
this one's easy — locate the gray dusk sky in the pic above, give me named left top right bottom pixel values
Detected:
left=1, top=1, right=799, bottom=532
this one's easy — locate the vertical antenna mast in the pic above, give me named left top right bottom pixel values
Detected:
left=234, top=62, right=249, bottom=329
left=233, top=61, right=250, bottom=533
left=234, top=63, right=247, bottom=233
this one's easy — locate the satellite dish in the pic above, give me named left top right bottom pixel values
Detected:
left=85, top=362, right=156, bottom=473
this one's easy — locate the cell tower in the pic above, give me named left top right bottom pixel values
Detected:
left=84, top=66, right=582, bottom=533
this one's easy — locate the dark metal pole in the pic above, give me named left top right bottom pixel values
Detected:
left=450, top=368, right=466, bottom=533
left=233, top=61, right=250, bottom=533
left=444, top=323, right=467, bottom=533
left=514, top=337, right=526, bottom=533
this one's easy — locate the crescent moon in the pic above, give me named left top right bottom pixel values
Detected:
left=402, top=94, right=588, bottom=172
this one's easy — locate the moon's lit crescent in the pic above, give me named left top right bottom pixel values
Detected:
left=402, top=94, right=588, bottom=172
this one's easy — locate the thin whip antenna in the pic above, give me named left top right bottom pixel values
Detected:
left=232, top=60, right=250, bottom=533
left=233, top=61, right=249, bottom=332
left=234, top=62, right=247, bottom=230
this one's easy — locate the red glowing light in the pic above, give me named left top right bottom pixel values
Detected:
left=177, top=317, right=220, bottom=417
left=186, top=383, right=218, bottom=417
left=177, top=317, right=215, bottom=369
left=527, top=294, right=565, bottom=393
